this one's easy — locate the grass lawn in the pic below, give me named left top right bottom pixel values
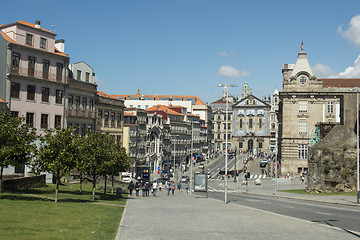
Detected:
left=281, top=189, right=357, bottom=196
left=0, top=183, right=128, bottom=240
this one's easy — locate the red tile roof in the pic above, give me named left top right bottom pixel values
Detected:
left=147, top=105, right=183, bottom=116
left=97, top=91, right=123, bottom=101
left=0, top=98, right=5, bottom=103
left=17, top=20, right=56, bottom=35
left=320, top=78, right=360, bottom=88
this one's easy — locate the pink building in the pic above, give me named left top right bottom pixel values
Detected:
left=0, top=20, right=69, bottom=136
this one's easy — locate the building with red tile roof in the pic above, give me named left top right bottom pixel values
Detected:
left=279, top=43, right=360, bottom=175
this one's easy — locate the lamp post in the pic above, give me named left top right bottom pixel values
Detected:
left=190, top=122, right=193, bottom=195
left=218, top=83, right=237, bottom=204
left=172, top=135, right=179, bottom=182
left=357, top=88, right=359, bottom=204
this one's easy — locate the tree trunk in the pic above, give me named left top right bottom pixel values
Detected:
left=55, top=170, right=60, bottom=203
left=79, top=172, right=82, bottom=193
left=0, top=166, right=3, bottom=193
left=111, top=175, right=114, bottom=194
left=104, top=175, right=107, bottom=197
left=92, top=175, right=96, bottom=201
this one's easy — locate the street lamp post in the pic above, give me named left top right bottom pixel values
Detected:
left=357, top=88, right=359, bottom=204
left=173, top=135, right=179, bottom=182
left=218, top=83, right=237, bottom=204
left=190, top=122, right=193, bottom=195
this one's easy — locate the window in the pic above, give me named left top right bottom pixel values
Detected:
left=299, top=100, right=307, bottom=113
left=239, top=118, right=243, bottom=129
left=26, top=33, right=33, bottom=46
left=298, top=144, right=308, bottom=159
left=111, top=112, right=116, bottom=125
left=98, top=110, right=103, bottom=119
left=81, top=124, right=86, bottom=136
left=145, top=105, right=149, bottom=109
left=217, top=134, right=221, bottom=139
left=89, top=99, right=94, bottom=111
left=26, top=113, right=34, bottom=127
left=86, top=72, right=90, bottom=82
left=104, top=111, right=109, bottom=122
left=249, top=118, right=253, bottom=129
left=56, top=63, right=63, bottom=82
left=41, top=114, right=48, bottom=129
left=117, top=112, right=122, bottom=122
left=11, top=82, right=20, bottom=99
left=11, top=53, right=20, bottom=73
left=77, top=70, right=81, bottom=80
left=259, top=118, right=263, bottom=129
left=239, top=142, right=243, bottom=148
left=55, top=90, right=63, bottom=104
left=258, top=142, right=263, bottom=149
left=28, top=56, right=35, bottom=77
left=217, top=124, right=220, bottom=130
left=10, top=111, right=19, bottom=117
left=299, top=121, right=307, bottom=134
left=82, top=97, right=87, bottom=110
left=299, top=76, right=306, bottom=84
left=43, top=60, right=49, bottom=79
left=271, top=132, right=276, bottom=138
left=68, top=95, right=73, bottom=109
left=75, top=96, right=80, bottom=110
left=40, top=37, right=47, bottom=49
left=224, top=134, right=226, bottom=140
left=42, top=87, right=50, bottom=102
left=54, top=115, right=62, bottom=128
left=327, top=101, right=334, bottom=114
left=27, top=85, right=35, bottom=101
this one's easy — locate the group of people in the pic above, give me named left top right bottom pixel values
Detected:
left=128, top=180, right=190, bottom=197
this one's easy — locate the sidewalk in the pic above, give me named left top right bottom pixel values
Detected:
left=116, top=186, right=360, bottom=240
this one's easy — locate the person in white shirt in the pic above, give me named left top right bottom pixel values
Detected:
left=152, top=181, right=158, bottom=196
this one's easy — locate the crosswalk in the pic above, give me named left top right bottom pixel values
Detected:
left=207, top=187, right=237, bottom=193
left=208, top=174, right=270, bottom=181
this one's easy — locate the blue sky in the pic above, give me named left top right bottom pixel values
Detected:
left=2, top=0, right=360, bottom=104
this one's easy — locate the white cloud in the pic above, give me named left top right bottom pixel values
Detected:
left=239, top=70, right=250, bottom=77
left=218, top=65, right=240, bottom=77
left=337, top=15, right=360, bottom=47
left=218, top=66, right=250, bottom=78
left=338, top=54, right=360, bottom=78
left=313, top=54, right=360, bottom=78
left=219, top=51, right=228, bottom=56
left=312, top=63, right=336, bottom=78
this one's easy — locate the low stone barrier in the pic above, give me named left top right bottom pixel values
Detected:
left=0, top=174, right=46, bottom=191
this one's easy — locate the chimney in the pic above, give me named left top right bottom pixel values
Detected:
left=35, top=21, right=40, bottom=29
left=55, top=39, right=65, bottom=52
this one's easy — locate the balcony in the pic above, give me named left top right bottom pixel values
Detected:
left=66, top=109, right=96, bottom=118
left=7, top=66, right=64, bottom=83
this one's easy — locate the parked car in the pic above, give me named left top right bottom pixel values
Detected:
left=181, top=176, right=189, bottom=183
left=121, top=172, right=132, bottom=183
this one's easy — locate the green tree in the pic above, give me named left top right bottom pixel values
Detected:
left=0, top=109, right=36, bottom=188
left=80, top=131, right=129, bottom=200
left=34, top=128, right=78, bottom=202
left=102, top=143, right=130, bottom=196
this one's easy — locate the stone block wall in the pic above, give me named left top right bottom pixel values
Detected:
left=0, top=175, right=46, bottom=191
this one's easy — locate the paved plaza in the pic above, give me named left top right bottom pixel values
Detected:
left=116, top=180, right=360, bottom=240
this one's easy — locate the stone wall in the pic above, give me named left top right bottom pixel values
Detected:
left=0, top=174, right=46, bottom=191
left=307, top=125, right=357, bottom=193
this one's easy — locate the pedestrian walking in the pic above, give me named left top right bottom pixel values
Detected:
left=158, top=182, right=162, bottom=192
left=167, top=182, right=171, bottom=195
left=128, top=181, right=134, bottom=196
left=185, top=183, right=189, bottom=194
left=141, top=181, right=146, bottom=197
left=177, top=182, right=181, bottom=193
left=135, top=181, right=140, bottom=196
left=171, top=182, right=175, bottom=195
left=145, top=181, right=150, bottom=196
left=152, top=181, right=158, bottom=196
